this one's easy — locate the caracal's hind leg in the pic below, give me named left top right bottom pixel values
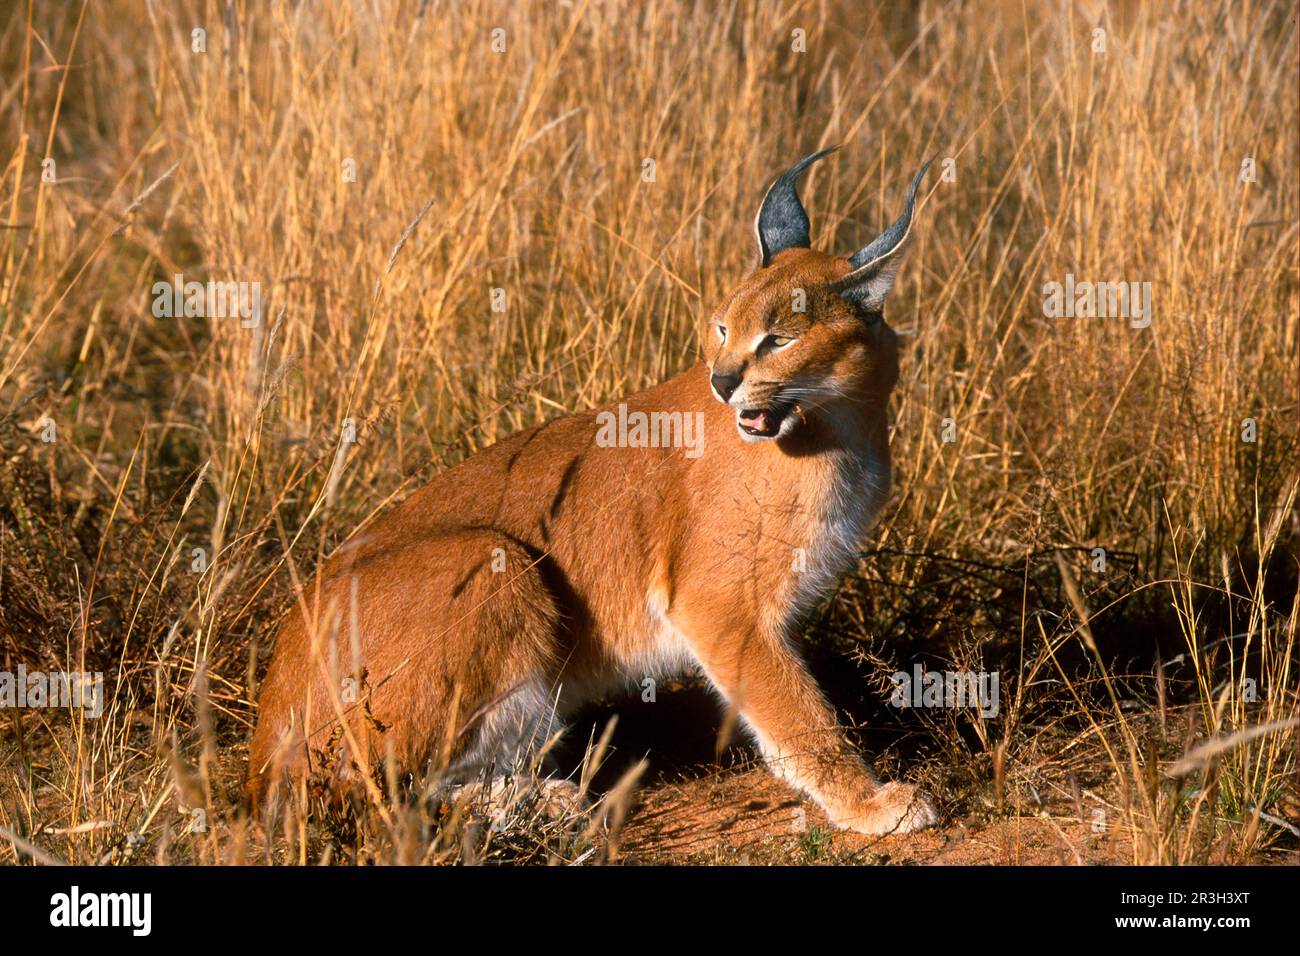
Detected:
left=248, top=529, right=566, bottom=813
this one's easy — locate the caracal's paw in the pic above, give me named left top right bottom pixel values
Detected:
left=530, top=778, right=588, bottom=821
left=447, top=776, right=588, bottom=829
left=831, top=782, right=938, bottom=835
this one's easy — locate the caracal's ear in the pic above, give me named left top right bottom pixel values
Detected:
left=754, top=145, right=841, bottom=267
left=830, top=160, right=932, bottom=314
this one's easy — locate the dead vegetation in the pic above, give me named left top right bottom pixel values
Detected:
left=0, top=0, right=1296, bottom=865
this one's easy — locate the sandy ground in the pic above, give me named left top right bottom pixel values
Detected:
left=615, top=767, right=1134, bottom=865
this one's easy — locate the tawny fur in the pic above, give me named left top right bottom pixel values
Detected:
left=249, top=201, right=937, bottom=835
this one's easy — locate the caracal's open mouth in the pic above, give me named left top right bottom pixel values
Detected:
left=736, top=401, right=794, bottom=439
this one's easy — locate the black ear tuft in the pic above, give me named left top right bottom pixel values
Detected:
left=831, top=160, right=932, bottom=312
left=754, top=146, right=840, bottom=267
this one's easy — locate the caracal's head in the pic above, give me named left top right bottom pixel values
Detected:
left=705, top=147, right=930, bottom=443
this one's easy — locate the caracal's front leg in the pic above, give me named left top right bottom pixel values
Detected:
left=683, top=621, right=936, bottom=835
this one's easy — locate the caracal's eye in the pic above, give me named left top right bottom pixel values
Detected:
left=768, top=335, right=795, bottom=349
left=717, top=325, right=728, bottom=342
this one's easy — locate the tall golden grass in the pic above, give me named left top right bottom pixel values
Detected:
left=0, top=0, right=1295, bottom=864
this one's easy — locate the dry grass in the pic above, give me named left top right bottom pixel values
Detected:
left=0, top=0, right=1296, bottom=865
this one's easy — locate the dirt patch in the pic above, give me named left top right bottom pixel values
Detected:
left=617, top=767, right=1134, bottom=865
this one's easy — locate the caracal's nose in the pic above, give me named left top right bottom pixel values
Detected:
left=710, top=370, right=741, bottom=402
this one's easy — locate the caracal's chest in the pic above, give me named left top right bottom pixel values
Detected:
left=764, top=444, right=891, bottom=624
left=631, top=439, right=890, bottom=682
